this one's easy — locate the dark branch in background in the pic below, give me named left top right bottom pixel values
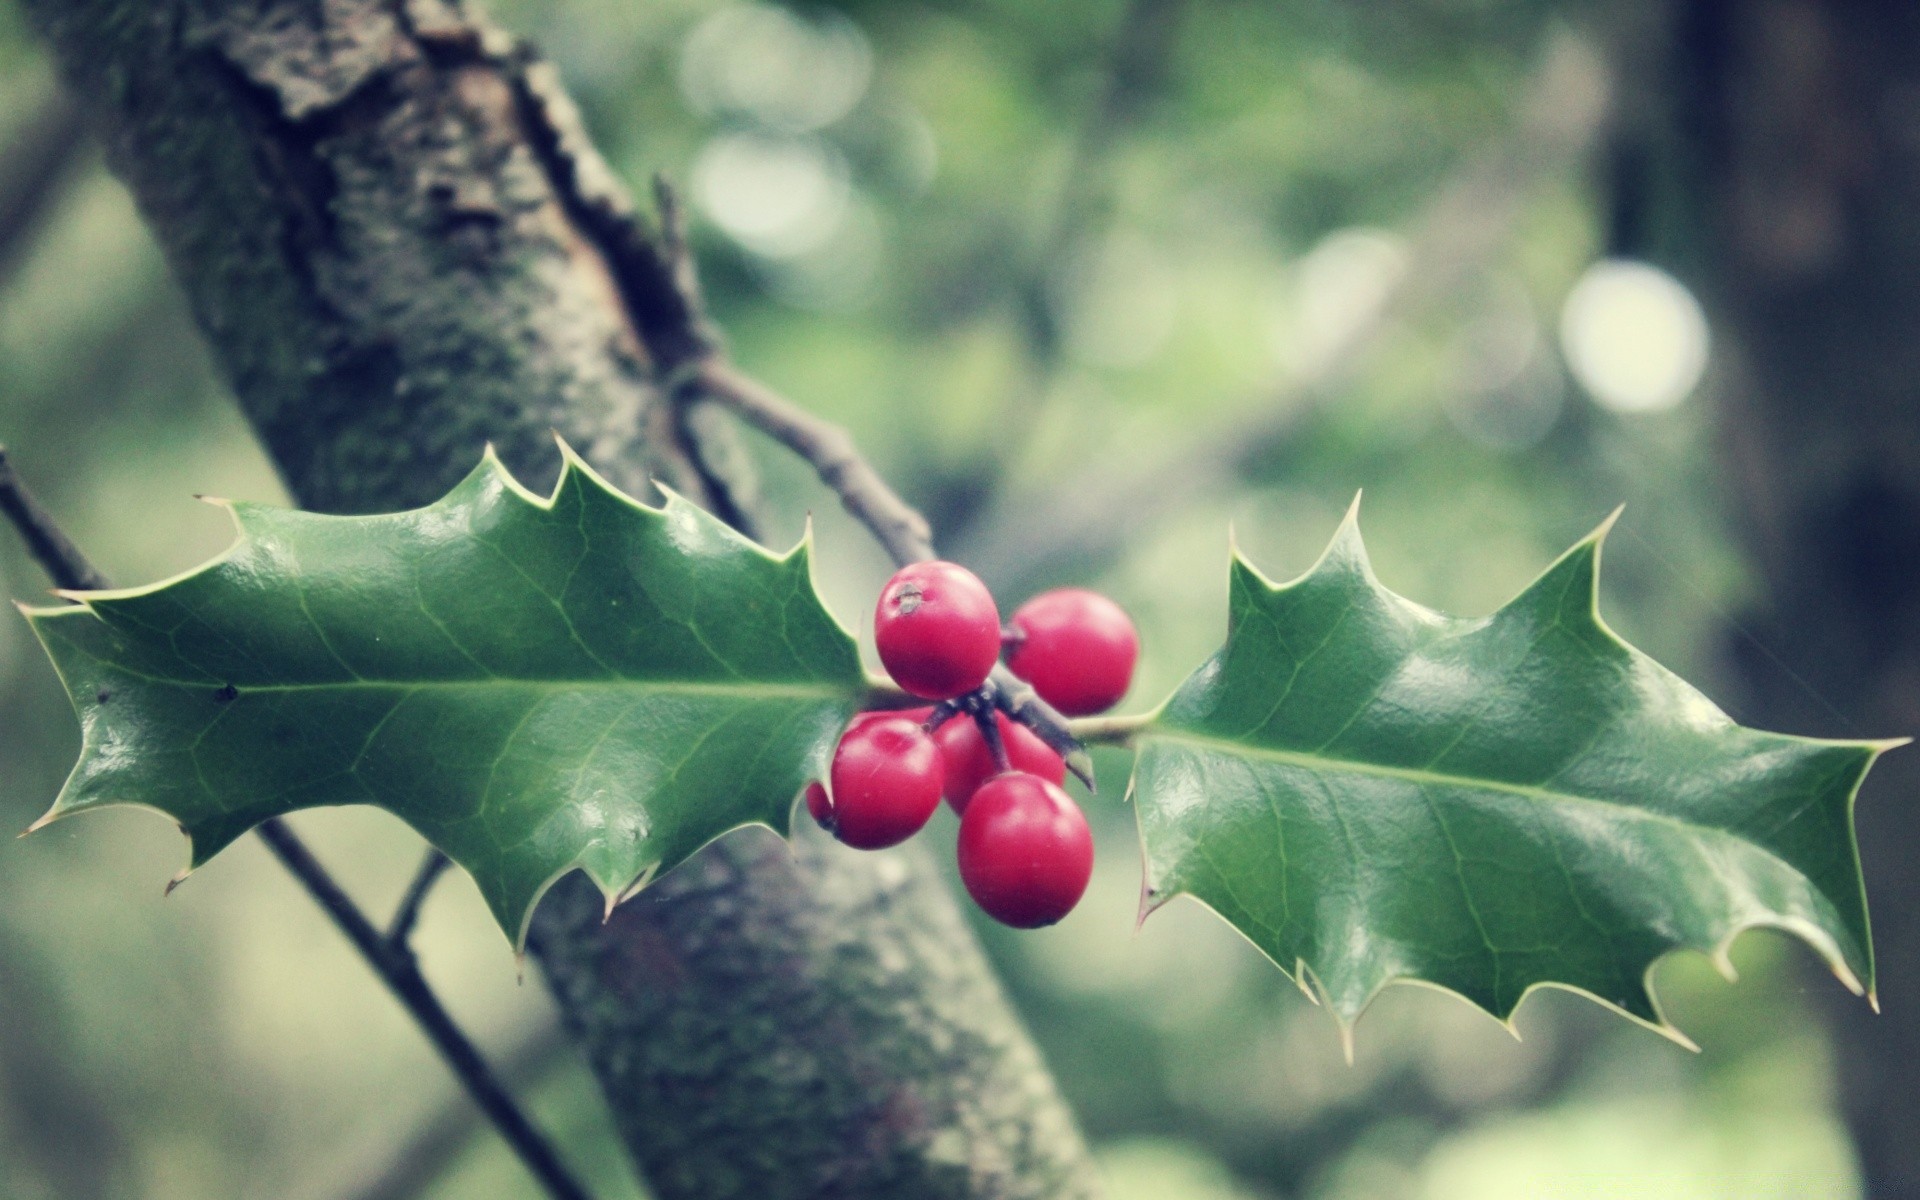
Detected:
left=323, top=1024, right=572, bottom=1200
left=1018, top=0, right=1190, bottom=366
left=0, top=452, right=592, bottom=1200
left=254, top=823, right=591, bottom=1200
left=932, top=0, right=1191, bottom=539
left=0, top=84, right=88, bottom=289
left=957, top=31, right=1617, bottom=594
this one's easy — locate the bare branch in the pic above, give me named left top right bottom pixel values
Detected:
left=643, top=301, right=1092, bottom=780
left=693, top=358, right=936, bottom=566
left=0, top=446, right=109, bottom=592
left=0, top=452, right=592, bottom=1200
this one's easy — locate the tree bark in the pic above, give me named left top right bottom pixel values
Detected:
left=1663, top=2, right=1920, bottom=1195
left=18, top=1, right=1099, bottom=1196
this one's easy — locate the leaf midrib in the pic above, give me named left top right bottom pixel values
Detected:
left=1142, top=725, right=1757, bottom=842
left=84, top=666, right=854, bottom=701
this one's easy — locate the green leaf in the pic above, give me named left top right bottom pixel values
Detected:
left=1130, top=502, right=1891, bottom=1043
left=24, top=446, right=864, bottom=943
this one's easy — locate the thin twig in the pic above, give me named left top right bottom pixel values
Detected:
left=699, top=357, right=1096, bottom=779
left=691, top=357, right=936, bottom=567
left=254, top=823, right=592, bottom=1200
left=690, top=358, right=1093, bottom=783
left=387, top=848, right=452, bottom=946
left=613, top=181, right=1093, bottom=782
left=0, top=447, right=110, bottom=591
left=0, top=453, right=592, bottom=1200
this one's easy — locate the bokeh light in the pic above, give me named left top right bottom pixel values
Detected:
left=691, top=132, right=851, bottom=258
left=678, top=4, right=872, bottom=134
left=1558, top=259, right=1710, bottom=414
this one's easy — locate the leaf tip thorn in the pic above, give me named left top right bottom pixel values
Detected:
left=1710, top=945, right=1741, bottom=984
left=1592, top=504, right=1626, bottom=544
left=1326, top=1003, right=1357, bottom=1065
left=164, top=868, right=191, bottom=897
left=1136, top=883, right=1162, bottom=932
left=20, top=810, right=55, bottom=837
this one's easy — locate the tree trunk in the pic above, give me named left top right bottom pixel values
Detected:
left=1663, top=2, right=1920, bottom=1195
left=17, top=1, right=1099, bottom=1196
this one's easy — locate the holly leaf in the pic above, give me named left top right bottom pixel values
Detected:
left=1130, top=503, right=1891, bottom=1044
left=24, top=446, right=864, bottom=943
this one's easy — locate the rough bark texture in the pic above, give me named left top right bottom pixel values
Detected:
left=532, top=831, right=1093, bottom=1199
left=19, top=1, right=1100, bottom=1196
left=1665, top=1, right=1920, bottom=1194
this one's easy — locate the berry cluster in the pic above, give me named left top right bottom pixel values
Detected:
left=804, top=562, right=1138, bottom=928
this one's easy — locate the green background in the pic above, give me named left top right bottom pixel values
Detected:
left=0, top=1, right=1868, bottom=1197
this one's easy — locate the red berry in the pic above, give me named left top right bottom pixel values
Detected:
left=933, top=712, right=1065, bottom=815
left=804, top=781, right=834, bottom=830
left=956, top=772, right=1093, bottom=928
left=828, top=716, right=943, bottom=849
left=1005, top=588, right=1138, bottom=716
left=874, top=561, right=1002, bottom=700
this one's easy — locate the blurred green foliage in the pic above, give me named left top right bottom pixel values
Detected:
left=0, top=1, right=1859, bottom=1197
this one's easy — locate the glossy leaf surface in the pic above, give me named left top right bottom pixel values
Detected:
left=25, top=448, right=864, bottom=942
left=1130, top=505, right=1888, bottom=1039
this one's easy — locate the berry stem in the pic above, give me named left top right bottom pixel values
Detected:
left=974, top=706, right=1013, bottom=773
left=1064, top=713, right=1150, bottom=746
left=991, top=680, right=1095, bottom=790
left=923, top=699, right=967, bottom=733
